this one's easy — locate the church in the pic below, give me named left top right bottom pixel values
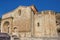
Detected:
left=1, top=5, right=60, bottom=40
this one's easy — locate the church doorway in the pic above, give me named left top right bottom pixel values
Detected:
left=3, top=21, right=10, bottom=33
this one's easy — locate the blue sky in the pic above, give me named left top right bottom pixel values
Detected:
left=0, top=0, right=60, bottom=18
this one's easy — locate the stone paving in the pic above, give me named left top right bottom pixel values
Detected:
left=11, top=37, right=60, bottom=40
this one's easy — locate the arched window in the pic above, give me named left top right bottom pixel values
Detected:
left=14, top=27, right=17, bottom=33
left=37, top=22, right=40, bottom=27
left=18, top=10, right=21, bottom=16
left=14, top=27, right=17, bottom=30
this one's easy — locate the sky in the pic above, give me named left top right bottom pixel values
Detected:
left=0, top=0, right=60, bottom=18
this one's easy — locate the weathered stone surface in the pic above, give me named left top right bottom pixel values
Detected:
left=34, top=11, right=58, bottom=37
left=1, top=6, right=58, bottom=39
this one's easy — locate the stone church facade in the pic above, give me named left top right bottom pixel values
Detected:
left=1, top=5, right=59, bottom=40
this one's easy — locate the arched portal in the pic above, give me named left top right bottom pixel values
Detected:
left=3, top=21, right=10, bottom=33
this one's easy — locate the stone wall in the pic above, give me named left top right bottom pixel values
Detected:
left=34, top=11, right=58, bottom=37
left=1, top=6, right=58, bottom=38
left=1, top=17, right=13, bottom=35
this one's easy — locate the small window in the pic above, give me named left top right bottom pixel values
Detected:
left=56, top=21, right=58, bottom=23
left=56, top=21, right=60, bottom=25
left=14, top=27, right=17, bottom=29
left=37, top=22, right=40, bottom=27
left=18, top=10, right=21, bottom=16
left=57, top=28, right=60, bottom=37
